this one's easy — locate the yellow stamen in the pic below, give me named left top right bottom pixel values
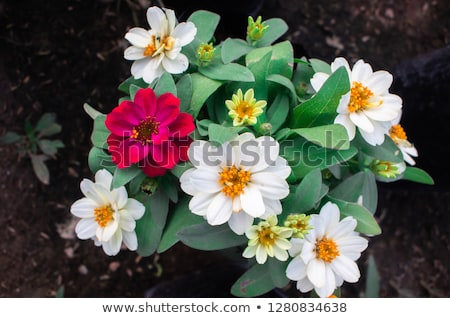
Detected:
left=218, top=166, right=251, bottom=198
left=163, top=36, right=175, bottom=50
left=259, top=227, right=276, bottom=247
left=389, top=124, right=407, bottom=140
left=94, top=204, right=114, bottom=228
left=236, top=101, right=255, bottom=118
left=130, top=116, right=160, bottom=144
left=348, top=82, right=374, bottom=113
left=315, top=238, right=340, bottom=262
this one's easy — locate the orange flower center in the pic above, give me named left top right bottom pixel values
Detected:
left=389, top=124, right=407, bottom=140
left=130, top=116, right=160, bottom=144
left=94, top=204, right=114, bottom=228
left=259, top=227, right=276, bottom=247
left=143, top=35, right=175, bottom=57
left=218, top=166, right=251, bottom=198
left=315, top=238, right=340, bottom=262
left=236, top=102, right=255, bottom=118
left=348, top=82, right=374, bottom=113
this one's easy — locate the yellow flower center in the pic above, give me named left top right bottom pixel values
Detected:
left=144, top=35, right=175, bottom=57
left=218, top=166, right=251, bottom=198
left=258, top=227, right=276, bottom=247
left=130, top=116, right=160, bottom=144
left=348, top=82, right=374, bottom=113
left=315, top=238, right=340, bottom=262
left=236, top=101, right=255, bottom=118
left=389, top=124, right=407, bottom=140
left=94, top=204, right=114, bottom=228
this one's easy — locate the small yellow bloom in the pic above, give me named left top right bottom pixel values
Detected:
left=247, top=16, right=269, bottom=42
left=196, top=42, right=216, bottom=65
left=284, top=214, right=312, bottom=238
left=225, top=88, right=266, bottom=126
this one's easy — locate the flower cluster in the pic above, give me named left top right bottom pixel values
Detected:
left=71, top=6, right=433, bottom=297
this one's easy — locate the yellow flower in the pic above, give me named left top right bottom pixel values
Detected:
left=225, top=88, right=266, bottom=126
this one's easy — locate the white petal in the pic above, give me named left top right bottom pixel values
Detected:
left=336, top=92, right=351, bottom=113
left=306, top=258, right=326, bottom=288
left=164, top=8, right=176, bottom=33
left=189, top=192, right=216, bottom=216
left=331, top=57, right=351, bottom=74
left=124, top=46, right=146, bottom=60
left=146, top=6, right=165, bottom=34
left=130, top=59, right=150, bottom=79
left=336, top=236, right=368, bottom=257
left=286, top=256, right=307, bottom=281
left=300, top=241, right=316, bottom=264
left=330, top=256, right=361, bottom=283
left=240, top=184, right=265, bottom=217
left=180, top=168, right=197, bottom=195
left=122, top=198, right=145, bottom=220
left=189, top=169, right=222, bottom=193
left=364, top=71, right=393, bottom=95
left=75, top=218, right=97, bottom=240
left=260, top=198, right=282, bottom=217
left=103, top=230, right=123, bottom=256
left=96, top=221, right=119, bottom=242
left=124, top=27, right=152, bottom=47
left=172, top=22, right=197, bottom=46
left=364, top=106, right=399, bottom=121
left=162, top=53, right=189, bottom=74
left=122, top=231, right=138, bottom=251
left=228, top=212, right=254, bottom=235
left=349, top=112, right=374, bottom=133
left=351, top=60, right=373, bottom=83
left=327, top=216, right=357, bottom=240
left=315, top=265, right=337, bottom=297
left=264, top=157, right=291, bottom=179
left=80, top=179, right=109, bottom=205
left=288, top=238, right=304, bottom=257
left=255, top=245, right=268, bottom=264
left=71, top=198, right=96, bottom=218
left=188, top=140, right=225, bottom=171
left=119, top=212, right=136, bottom=232
left=206, top=193, right=233, bottom=225
left=111, top=186, right=128, bottom=210
left=142, top=56, right=164, bottom=84
left=251, top=172, right=290, bottom=200
left=242, top=245, right=257, bottom=258
left=359, top=124, right=386, bottom=146
left=297, top=277, right=314, bottom=293
left=334, top=114, right=356, bottom=140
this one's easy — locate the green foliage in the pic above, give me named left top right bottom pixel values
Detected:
left=0, top=112, right=64, bottom=185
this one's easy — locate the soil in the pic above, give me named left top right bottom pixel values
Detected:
left=0, top=0, right=449, bottom=298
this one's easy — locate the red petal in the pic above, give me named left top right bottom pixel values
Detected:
left=105, top=101, right=145, bottom=136
left=169, top=112, right=195, bottom=138
left=150, top=141, right=179, bottom=169
left=141, top=159, right=167, bottom=177
left=155, top=93, right=180, bottom=126
left=134, top=88, right=157, bottom=117
left=107, top=134, right=149, bottom=168
left=173, top=137, right=193, bottom=162
left=151, top=126, right=170, bottom=145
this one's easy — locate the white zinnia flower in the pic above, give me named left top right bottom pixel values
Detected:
left=286, top=202, right=368, bottom=298
left=311, top=57, right=402, bottom=146
left=180, top=132, right=291, bottom=235
left=242, top=215, right=292, bottom=264
left=124, top=6, right=197, bottom=84
left=70, top=169, right=145, bottom=256
left=388, top=115, right=418, bottom=165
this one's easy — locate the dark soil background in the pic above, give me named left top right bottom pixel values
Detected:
left=0, top=0, right=449, bottom=297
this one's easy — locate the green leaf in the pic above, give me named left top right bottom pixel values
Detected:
left=176, top=74, right=193, bottom=113
left=129, top=172, right=147, bottom=195
left=208, top=124, right=240, bottom=144
left=30, top=154, right=50, bottom=185
left=159, top=173, right=179, bottom=203
left=266, top=94, right=289, bottom=133
left=354, top=133, right=403, bottom=163
left=154, top=72, right=177, bottom=96
left=190, top=73, right=223, bottom=117
left=118, top=76, right=148, bottom=95
left=329, top=171, right=378, bottom=214
left=90, top=114, right=109, bottom=149
left=268, top=41, right=294, bottom=79
left=266, top=74, right=297, bottom=101
left=309, top=58, right=331, bottom=74
left=292, top=57, right=315, bottom=99
left=88, top=147, right=115, bottom=174
left=365, top=255, right=380, bottom=298
left=289, top=124, right=349, bottom=150
left=35, top=113, right=56, bottom=132
left=178, top=223, right=247, bottom=251
left=231, top=262, right=276, bottom=297
left=112, top=164, right=142, bottom=188
left=402, top=167, right=434, bottom=185
left=170, top=161, right=193, bottom=179
left=255, top=18, right=288, bottom=47
left=188, top=10, right=220, bottom=43
left=199, top=62, right=255, bottom=82
left=282, top=168, right=322, bottom=214
left=83, top=103, right=103, bottom=120
left=290, top=66, right=350, bottom=128
left=221, top=38, right=253, bottom=64
left=38, top=139, right=64, bottom=156
left=246, top=50, right=272, bottom=99
left=0, top=131, right=23, bottom=144
left=268, top=258, right=290, bottom=288
left=157, top=196, right=204, bottom=253
left=282, top=137, right=357, bottom=180
left=129, top=84, right=142, bottom=100
left=327, top=196, right=382, bottom=235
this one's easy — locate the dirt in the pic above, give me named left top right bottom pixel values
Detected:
left=0, top=0, right=448, bottom=298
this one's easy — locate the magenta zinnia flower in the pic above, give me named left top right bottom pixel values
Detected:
left=105, top=88, right=195, bottom=177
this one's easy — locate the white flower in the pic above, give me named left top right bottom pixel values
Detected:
left=124, top=6, right=197, bottom=84
left=70, top=169, right=145, bottom=256
left=242, top=215, right=292, bottom=264
left=311, top=57, right=402, bottom=146
left=286, top=202, right=368, bottom=298
left=180, top=132, right=291, bottom=235
left=389, top=115, right=418, bottom=165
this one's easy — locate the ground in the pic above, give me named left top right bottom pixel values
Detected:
left=0, top=0, right=448, bottom=297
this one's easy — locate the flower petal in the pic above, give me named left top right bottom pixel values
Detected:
left=286, top=256, right=307, bottom=281
left=189, top=168, right=222, bottom=193
left=125, top=27, right=152, bottom=48
left=146, top=6, right=165, bottom=34
left=172, top=22, right=197, bottom=46
left=134, top=87, right=158, bottom=117
left=334, top=113, right=356, bottom=140
left=71, top=198, right=96, bottom=218
left=349, top=112, right=374, bottom=133
left=228, top=212, right=254, bottom=235
left=364, top=70, right=393, bottom=95
left=169, top=113, right=195, bottom=138
left=251, top=172, right=290, bottom=200
left=122, top=231, right=138, bottom=251
left=189, top=192, right=216, bottom=216
left=105, top=101, right=145, bottom=136
left=351, top=59, right=373, bottom=83
left=122, top=198, right=145, bottom=220
left=206, top=193, right=232, bottom=225
left=124, top=46, right=145, bottom=60
left=330, top=255, right=361, bottom=283
left=240, top=184, right=265, bottom=217
left=75, top=218, right=97, bottom=240
left=306, top=258, right=326, bottom=288
left=162, top=53, right=189, bottom=74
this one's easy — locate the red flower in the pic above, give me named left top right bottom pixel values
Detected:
left=105, top=88, right=195, bottom=177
